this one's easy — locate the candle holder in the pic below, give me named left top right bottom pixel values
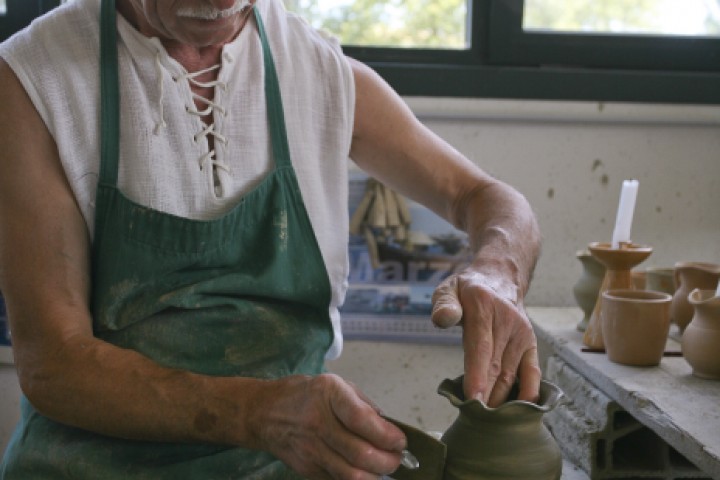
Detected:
left=582, top=242, right=653, bottom=350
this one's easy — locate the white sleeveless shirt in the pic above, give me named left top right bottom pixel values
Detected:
left=0, top=0, right=354, bottom=359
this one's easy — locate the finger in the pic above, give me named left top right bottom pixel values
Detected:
left=431, top=275, right=463, bottom=328
left=485, top=333, right=523, bottom=408
left=323, top=431, right=403, bottom=478
left=516, top=347, right=541, bottom=403
left=330, top=383, right=406, bottom=452
left=462, top=293, right=494, bottom=402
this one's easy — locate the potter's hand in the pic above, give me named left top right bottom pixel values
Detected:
left=431, top=271, right=541, bottom=407
left=249, top=373, right=405, bottom=480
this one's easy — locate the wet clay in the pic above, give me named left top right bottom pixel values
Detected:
left=438, top=376, right=564, bottom=480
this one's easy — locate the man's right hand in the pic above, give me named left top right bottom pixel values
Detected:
left=249, top=373, right=406, bottom=479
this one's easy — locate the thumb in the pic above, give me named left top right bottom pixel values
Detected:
left=431, top=275, right=463, bottom=328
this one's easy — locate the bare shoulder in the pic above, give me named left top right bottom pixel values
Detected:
left=0, top=56, right=51, bottom=154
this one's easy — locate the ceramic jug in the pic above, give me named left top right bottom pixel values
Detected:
left=389, top=376, right=564, bottom=480
left=572, top=249, right=605, bottom=332
left=670, top=262, right=720, bottom=332
left=682, top=289, right=720, bottom=379
left=439, top=377, right=564, bottom=480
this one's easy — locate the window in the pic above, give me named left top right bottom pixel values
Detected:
left=523, top=0, right=720, bottom=37
left=3, top=1, right=719, bottom=103
left=285, top=0, right=468, bottom=49
left=0, top=0, right=60, bottom=42
left=287, top=0, right=720, bottom=103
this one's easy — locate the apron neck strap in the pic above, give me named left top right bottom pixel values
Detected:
left=99, top=0, right=120, bottom=186
left=99, top=0, right=293, bottom=187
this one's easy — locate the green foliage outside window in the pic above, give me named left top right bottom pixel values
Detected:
left=284, top=0, right=720, bottom=50
left=284, top=0, right=467, bottom=48
left=524, top=0, right=720, bottom=36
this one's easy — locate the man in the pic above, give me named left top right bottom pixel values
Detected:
left=0, top=0, right=541, bottom=477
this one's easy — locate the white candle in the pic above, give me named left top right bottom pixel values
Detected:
left=611, top=179, right=639, bottom=249
left=715, top=279, right=720, bottom=297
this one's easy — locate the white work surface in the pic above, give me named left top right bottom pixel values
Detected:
left=527, top=307, right=720, bottom=479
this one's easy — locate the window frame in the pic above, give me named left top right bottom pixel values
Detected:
left=344, top=0, right=720, bottom=104
left=3, top=0, right=720, bottom=104
left=0, top=0, right=59, bottom=42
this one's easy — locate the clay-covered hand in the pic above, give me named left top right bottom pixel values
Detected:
left=249, top=373, right=406, bottom=479
left=431, top=270, right=541, bottom=407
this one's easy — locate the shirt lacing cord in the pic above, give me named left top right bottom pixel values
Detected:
left=154, top=53, right=233, bottom=194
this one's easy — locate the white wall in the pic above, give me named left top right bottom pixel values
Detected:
left=405, top=97, right=720, bottom=307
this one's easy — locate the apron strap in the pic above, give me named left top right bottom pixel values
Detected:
left=100, top=0, right=120, bottom=186
left=253, top=8, right=293, bottom=169
left=98, top=1, right=294, bottom=187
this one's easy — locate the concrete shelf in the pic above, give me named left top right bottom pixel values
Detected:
left=529, top=307, right=720, bottom=480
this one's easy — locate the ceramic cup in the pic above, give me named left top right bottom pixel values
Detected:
left=601, top=289, right=672, bottom=366
left=645, top=267, right=677, bottom=296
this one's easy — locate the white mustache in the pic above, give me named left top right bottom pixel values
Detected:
left=176, top=0, right=252, bottom=20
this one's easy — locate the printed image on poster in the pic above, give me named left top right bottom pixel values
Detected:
left=340, top=170, right=469, bottom=344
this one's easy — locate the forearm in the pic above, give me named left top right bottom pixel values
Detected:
left=453, top=180, right=541, bottom=304
left=17, top=327, right=263, bottom=447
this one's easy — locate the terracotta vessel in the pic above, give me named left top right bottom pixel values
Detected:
left=645, top=267, right=677, bottom=296
left=631, top=270, right=647, bottom=290
left=682, top=289, right=720, bottom=379
left=438, top=376, right=564, bottom=480
left=572, top=250, right=605, bottom=332
left=671, top=262, right=720, bottom=332
left=600, top=289, right=672, bottom=366
left=582, top=242, right=653, bottom=350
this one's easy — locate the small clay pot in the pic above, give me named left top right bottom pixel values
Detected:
left=582, top=242, right=653, bottom=350
left=601, top=289, right=672, bottom=366
left=671, top=262, right=720, bottom=332
left=682, top=289, right=720, bottom=380
left=645, top=267, right=677, bottom=296
left=438, top=376, right=564, bottom=480
left=572, top=250, right=605, bottom=332
left=631, top=270, right=647, bottom=290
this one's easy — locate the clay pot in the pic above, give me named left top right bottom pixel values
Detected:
left=631, top=270, right=647, bottom=290
left=572, top=250, right=605, bottom=332
left=645, top=267, right=677, bottom=296
left=682, top=289, right=720, bottom=379
left=582, top=242, right=653, bottom=350
left=600, top=289, right=672, bottom=366
left=438, top=376, right=564, bottom=480
left=671, top=262, right=720, bottom=332
left=0, top=292, right=9, bottom=346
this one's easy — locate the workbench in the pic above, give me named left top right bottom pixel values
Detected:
left=529, top=307, right=720, bottom=479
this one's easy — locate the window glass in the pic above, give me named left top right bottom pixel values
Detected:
left=523, top=0, right=720, bottom=37
left=283, top=0, right=468, bottom=48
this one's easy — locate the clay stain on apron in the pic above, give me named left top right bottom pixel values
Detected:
left=273, top=209, right=288, bottom=252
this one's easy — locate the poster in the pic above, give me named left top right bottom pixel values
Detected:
left=339, top=172, right=468, bottom=344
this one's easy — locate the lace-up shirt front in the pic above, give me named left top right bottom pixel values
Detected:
left=0, top=0, right=355, bottom=358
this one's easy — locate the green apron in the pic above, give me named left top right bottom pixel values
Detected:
left=0, top=0, right=333, bottom=478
